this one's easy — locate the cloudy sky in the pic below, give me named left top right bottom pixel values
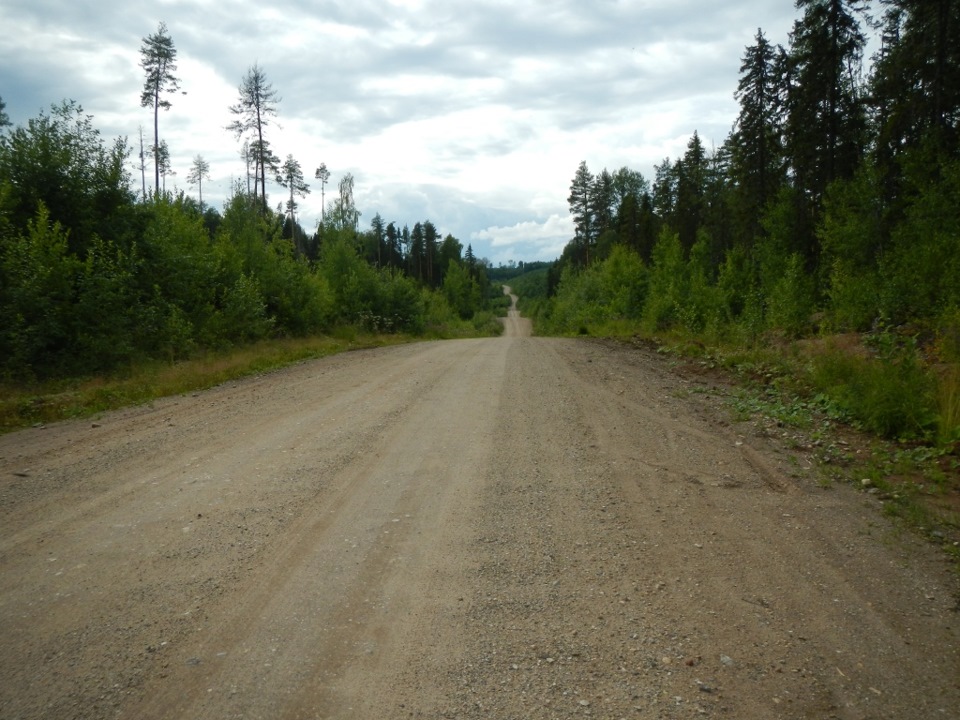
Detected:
left=1, top=1, right=803, bottom=265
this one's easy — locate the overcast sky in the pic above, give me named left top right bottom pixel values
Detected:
left=1, top=1, right=803, bottom=265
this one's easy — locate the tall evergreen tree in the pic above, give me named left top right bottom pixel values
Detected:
left=590, top=168, right=616, bottom=240
left=187, top=154, right=210, bottom=212
left=0, top=96, right=11, bottom=129
left=782, top=0, right=869, bottom=263
left=652, top=158, right=676, bottom=227
left=369, top=212, right=386, bottom=266
left=675, top=131, right=708, bottom=251
left=872, top=0, right=960, bottom=169
left=567, top=161, right=594, bottom=265
left=314, top=162, right=331, bottom=222
left=787, top=0, right=868, bottom=202
left=438, top=234, right=463, bottom=287
left=409, top=222, right=425, bottom=281
left=155, top=139, right=174, bottom=192
left=730, top=29, right=786, bottom=243
left=277, top=155, right=309, bottom=226
left=139, top=22, right=180, bottom=195
left=423, top=220, right=440, bottom=287
left=227, top=64, right=280, bottom=211
left=385, top=221, right=401, bottom=268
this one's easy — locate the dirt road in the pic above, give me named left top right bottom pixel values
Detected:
left=2, top=292, right=958, bottom=719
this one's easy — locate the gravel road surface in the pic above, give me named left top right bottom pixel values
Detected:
left=2, top=291, right=958, bottom=719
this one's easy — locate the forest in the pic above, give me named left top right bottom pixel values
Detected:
left=2, top=1, right=959, bottom=452
left=0, top=27, right=502, bottom=383
left=518, top=0, right=959, bottom=447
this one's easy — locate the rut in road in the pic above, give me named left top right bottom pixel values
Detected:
left=1, top=299, right=958, bottom=719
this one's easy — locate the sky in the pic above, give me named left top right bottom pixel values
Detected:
left=1, top=1, right=803, bottom=265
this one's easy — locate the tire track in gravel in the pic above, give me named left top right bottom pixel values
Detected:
left=125, top=337, right=511, bottom=720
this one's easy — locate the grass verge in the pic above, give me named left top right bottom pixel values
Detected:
left=0, top=332, right=416, bottom=433
left=2, top=312, right=506, bottom=434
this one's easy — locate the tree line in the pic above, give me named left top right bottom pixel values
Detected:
left=0, top=24, right=498, bottom=381
left=529, top=0, right=959, bottom=443
left=542, top=0, right=958, bottom=339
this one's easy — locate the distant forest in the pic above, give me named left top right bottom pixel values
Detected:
left=523, top=0, right=959, bottom=444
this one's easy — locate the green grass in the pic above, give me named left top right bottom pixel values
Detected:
left=0, top=333, right=414, bottom=433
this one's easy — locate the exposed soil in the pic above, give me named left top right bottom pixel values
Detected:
left=1, top=291, right=958, bottom=719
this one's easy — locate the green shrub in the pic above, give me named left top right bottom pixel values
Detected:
left=643, top=230, right=687, bottom=331
left=207, top=273, right=274, bottom=345
left=811, top=334, right=937, bottom=440
left=0, top=205, right=80, bottom=378
left=766, top=253, right=816, bottom=337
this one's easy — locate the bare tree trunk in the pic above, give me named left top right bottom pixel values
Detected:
left=153, top=89, right=160, bottom=195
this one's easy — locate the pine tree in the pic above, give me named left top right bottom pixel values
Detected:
left=277, top=155, right=308, bottom=219
left=423, top=220, right=440, bottom=287
left=652, top=158, right=676, bottom=229
left=314, top=163, right=331, bottom=222
left=139, top=22, right=180, bottom=195
left=590, top=168, right=616, bottom=240
left=227, top=64, right=280, bottom=211
left=155, top=139, right=174, bottom=192
left=385, top=222, right=401, bottom=268
left=409, top=222, right=425, bottom=281
left=187, top=155, right=211, bottom=212
left=369, top=212, right=386, bottom=266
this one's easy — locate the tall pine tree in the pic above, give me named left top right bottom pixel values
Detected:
left=228, top=64, right=280, bottom=211
left=139, top=22, right=180, bottom=196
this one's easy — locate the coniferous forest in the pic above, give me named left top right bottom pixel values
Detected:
left=524, top=0, right=960, bottom=446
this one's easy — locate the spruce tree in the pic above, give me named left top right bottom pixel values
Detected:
left=872, top=0, right=960, bottom=167
left=675, top=131, right=707, bottom=252
left=730, top=29, right=786, bottom=243
left=783, top=0, right=869, bottom=262
left=787, top=0, right=868, bottom=202
left=567, top=161, right=595, bottom=265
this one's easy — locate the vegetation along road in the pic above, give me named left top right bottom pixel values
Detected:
left=2, top=293, right=958, bottom=720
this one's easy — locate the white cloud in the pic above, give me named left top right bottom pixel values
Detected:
left=472, top=214, right=573, bottom=264
left=0, top=0, right=804, bottom=261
